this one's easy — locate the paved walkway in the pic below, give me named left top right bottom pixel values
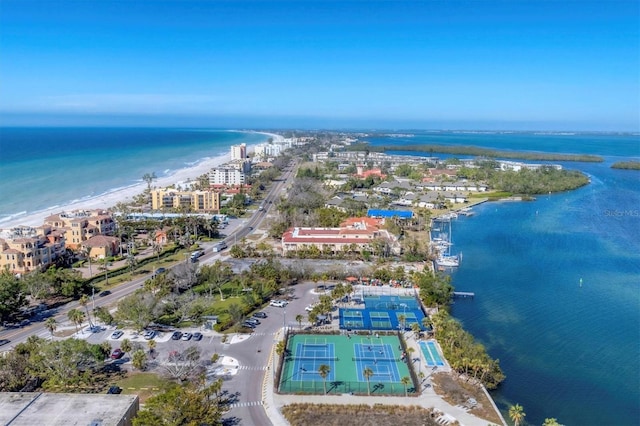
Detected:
left=261, top=326, right=506, bottom=426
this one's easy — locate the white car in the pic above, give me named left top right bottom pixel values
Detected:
left=305, top=304, right=317, bottom=312
left=270, top=300, right=287, bottom=308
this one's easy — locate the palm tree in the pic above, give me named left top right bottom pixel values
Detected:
left=542, top=418, right=561, bottom=426
left=398, top=314, right=407, bottom=331
left=44, top=317, right=57, bottom=340
left=67, top=309, right=85, bottom=334
left=147, top=339, right=157, bottom=354
left=400, top=376, right=411, bottom=397
left=363, top=367, right=374, bottom=395
left=82, top=245, right=93, bottom=277
left=295, top=314, right=303, bottom=330
left=411, top=322, right=421, bottom=339
left=318, top=364, right=331, bottom=394
left=120, top=338, right=133, bottom=354
left=509, top=403, right=526, bottom=426
left=78, top=294, right=94, bottom=328
left=142, top=172, right=157, bottom=193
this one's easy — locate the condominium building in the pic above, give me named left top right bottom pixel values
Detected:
left=281, top=220, right=397, bottom=256
left=231, top=143, right=247, bottom=161
left=43, top=209, right=115, bottom=250
left=150, top=189, right=221, bottom=212
left=209, top=167, right=246, bottom=186
left=0, top=225, right=66, bottom=274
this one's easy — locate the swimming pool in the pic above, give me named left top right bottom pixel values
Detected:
left=419, top=340, right=445, bottom=367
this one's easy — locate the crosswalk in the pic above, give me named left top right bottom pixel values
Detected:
left=238, top=365, right=268, bottom=371
left=228, top=400, right=264, bottom=409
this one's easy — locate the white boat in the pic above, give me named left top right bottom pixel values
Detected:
left=432, top=217, right=461, bottom=268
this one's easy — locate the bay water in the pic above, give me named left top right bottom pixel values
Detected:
left=369, top=132, right=640, bottom=425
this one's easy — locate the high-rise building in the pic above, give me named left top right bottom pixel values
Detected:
left=231, top=143, right=247, bottom=161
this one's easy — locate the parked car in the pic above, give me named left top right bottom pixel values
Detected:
left=245, top=318, right=260, bottom=325
left=252, top=312, right=267, bottom=319
left=171, top=331, right=183, bottom=340
left=270, top=300, right=287, bottom=308
left=110, top=330, right=124, bottom=339
left=110, top=348, right=124, bottom=359
left=143, top=330, right=156, bottom=340
left=305, top=304, right=317, bottom=312
left=192, top=332, right=203, bottom=341
left=106, top=385, right=122, bottom=394
left=181, top=332, right=193, bottom=341
left=241, top=322, right=256, bottom=329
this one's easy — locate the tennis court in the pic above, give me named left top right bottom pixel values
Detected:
left=279, top=333, right=413, bottom=395
left=419, top=340, right=445, bottom=367
left=339, top=307, right=426, bottom=331
left=363, top=294, right=421, bottom=310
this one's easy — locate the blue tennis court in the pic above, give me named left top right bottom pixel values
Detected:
left=353, top=342, right=401, bottom=382
left=419, top=340, right=445, bottom=367
left=339, top=307, right=426, bottom=331
left=290, top=338, right=337, bottom=381
left=364, top=294, right=421, bottom=310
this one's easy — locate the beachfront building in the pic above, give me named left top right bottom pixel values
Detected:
left=0, top=225, right=66, bottom=274
left=281, top=219, right=398, bottom=256
left=43, top=209, right=116, bottom=250
left=209, top=167, right=246, bottom=186
left=81, top=234, right=120, bottom=259
left=231, top=143, right=247, bottom=161
left=150, top=189, right=221, bottom=212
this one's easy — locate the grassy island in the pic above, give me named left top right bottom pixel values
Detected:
left=611, top=161, right=640, bottom=170
left=349, top=143, right=604, bottom=163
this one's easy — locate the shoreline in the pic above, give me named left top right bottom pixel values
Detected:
left=1, top=131, right=284, bottom=229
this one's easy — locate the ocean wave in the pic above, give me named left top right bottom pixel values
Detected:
left=0, top=211, right=28, bottom=224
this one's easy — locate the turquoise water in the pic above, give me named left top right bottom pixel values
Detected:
left=367, top=132, right=640, bottom=425
left=0, top=128, right=268, bottom=224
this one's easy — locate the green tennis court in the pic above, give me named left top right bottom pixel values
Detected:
left=278, top=333, right=414, bottom=396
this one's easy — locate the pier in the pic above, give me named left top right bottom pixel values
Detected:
left=453, top=291, right=475, bottom=298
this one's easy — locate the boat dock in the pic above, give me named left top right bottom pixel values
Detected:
left=453, top=291, right=475, bottom=298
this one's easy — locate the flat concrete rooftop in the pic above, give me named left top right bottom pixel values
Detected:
left=0, top=392, right=139, bottom=426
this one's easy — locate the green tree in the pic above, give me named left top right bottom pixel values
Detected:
left=120, top=338, right=133, bottom=354
left=132, top=349, right=147, bottom=370
left=114, top=292, right=158, bottom=332
left=28, top=338, right=106, bottom=390
left=44, top=317, right=57, bottom=340
left=509, top=404, right=526, bottom=426
left=0, top=270, right=27, bottom=322
left=78, top=295, right=94, bottom=328
left=142, top=172, right=157, bottom=193
left=147, top=339, right=157, bottom=354
left=318, top=364, right=331, bottom=394
left=401, top=376, right=411, bottom=397
left=93, top=306, right=114, bottom=325
left=200, top=260, right=233, bottom=300
left=67, top=309, right=85, bottom=334
left=133, top=379, right=225, bottom=426
left=295, top=314, right=303, bottom=330
left=363, top=367, right=374, bottom=395
left=543, top=418, right=562, bottom=426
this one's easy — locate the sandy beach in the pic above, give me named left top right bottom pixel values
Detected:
left=2, top=131, right=284, bottom=229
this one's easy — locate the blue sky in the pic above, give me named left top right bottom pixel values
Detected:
left=1, top=0, right=638, bottom=130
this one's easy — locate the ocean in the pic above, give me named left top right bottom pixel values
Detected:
left=368, top=132, right=640, bottom=425
left=0, top=128, right=268, bottom=224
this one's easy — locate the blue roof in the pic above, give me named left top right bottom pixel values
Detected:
left=367, top=209, right=413, bottom=219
